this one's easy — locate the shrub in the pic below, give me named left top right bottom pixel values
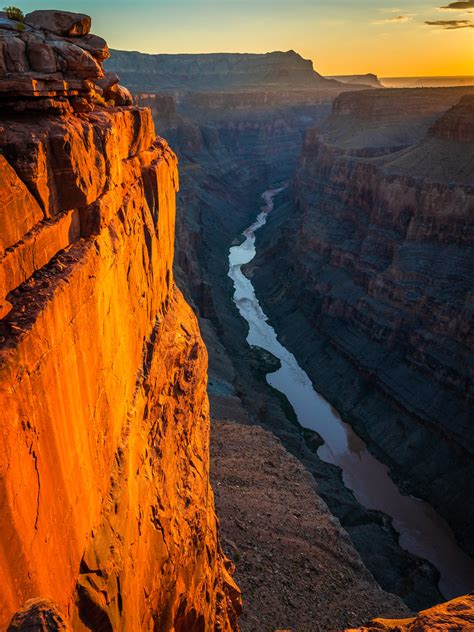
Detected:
left=3, top=6, right=24, bottom=21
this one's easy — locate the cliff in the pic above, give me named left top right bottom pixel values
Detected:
left=318, top=86, right=474, bottom=150
left=0, top=10, right=240, bottom=630
left=250, top=87, right=474, bottom=568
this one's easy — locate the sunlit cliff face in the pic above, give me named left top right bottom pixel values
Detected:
left=0, top=9, right=240, bottom=630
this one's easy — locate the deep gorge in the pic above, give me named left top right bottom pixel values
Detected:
left=114, top=56, right=474, bottom=614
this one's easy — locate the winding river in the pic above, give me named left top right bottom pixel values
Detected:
left=228, top=188, right=474, bottom=600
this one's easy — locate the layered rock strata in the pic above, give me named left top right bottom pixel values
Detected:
left=105, top=49, right=358, bottom=94
left=251, top=90, right=474, bottom=561
left=0, top=8, right=132, bottom=113
left=0, top=10, right=240, bottom=631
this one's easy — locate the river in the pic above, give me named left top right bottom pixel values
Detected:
left=228, top=187, right=474, bottom=600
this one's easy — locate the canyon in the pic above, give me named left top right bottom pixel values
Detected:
left=250, top=88, right=474, bottom=567
left=0, top=6, right=473, bottom=631
left=107, top=48, right=474, bottom=627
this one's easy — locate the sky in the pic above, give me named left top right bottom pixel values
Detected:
left=19, top=0, right=474, bottom=77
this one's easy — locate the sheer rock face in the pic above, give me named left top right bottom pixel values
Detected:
left=0, top=10, right=240, bottom=632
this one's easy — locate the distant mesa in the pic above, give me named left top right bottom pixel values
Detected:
left=325, top=73, right=384, bottom=88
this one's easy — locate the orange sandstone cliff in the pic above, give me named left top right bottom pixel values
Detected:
left=0, top=9, right=240, bottom=630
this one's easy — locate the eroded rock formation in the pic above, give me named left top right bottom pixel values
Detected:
left=0, top=10, right=240, bottom=631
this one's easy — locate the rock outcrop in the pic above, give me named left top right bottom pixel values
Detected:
left=0, top=10, right=240, bottom=631
left=347, top=592, right=474, bottom=631
left=250, top=87, right=474, bottom=566
left=0, top=8, right=131, bottom=113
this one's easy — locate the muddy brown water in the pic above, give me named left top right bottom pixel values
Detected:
left=228, top=188, right=474, bottom=600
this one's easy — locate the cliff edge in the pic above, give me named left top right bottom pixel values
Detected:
left=0, top=10, right=240, bottom=630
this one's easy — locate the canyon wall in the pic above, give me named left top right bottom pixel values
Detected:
left=105, top=49, right=348, bottom=93
left=0, top=11, right=239, bottom=630
left=251, top=89, right=474, bottom=562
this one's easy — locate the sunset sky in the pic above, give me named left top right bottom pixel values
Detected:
left=21, top=0, right=474, bottom=77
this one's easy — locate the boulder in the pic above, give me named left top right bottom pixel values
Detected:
left=25, top=10, right=91, bottom=36
left=7, top=598, right=69, bottom=631
left=70, top=33, right=109, bottom=61
left=27, top=37, right=57, bottom=73
left=96, top=70, right=119, bottom=90
left=50, top=40, right=102, bottom=79
left=4, top=36, right=28, bottom=73
left=0, top=17, right=23, bottom=31
left=104, top=82, right=133, bottom=106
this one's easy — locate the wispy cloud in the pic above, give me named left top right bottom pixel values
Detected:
left=439, top=1, right=474, bottom=9
left=425, top=18, right=474, bottom=27
left=372, top=15, right=412, bottom=24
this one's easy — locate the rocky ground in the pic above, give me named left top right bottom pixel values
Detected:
left=211, top=420, right=409, bottom=632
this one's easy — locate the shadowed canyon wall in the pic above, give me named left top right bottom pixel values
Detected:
left=105, top=49, right=348, bottom=93
left=251, top=89, right=474, bottom=562
left=0, top=10, right=240, bottom=631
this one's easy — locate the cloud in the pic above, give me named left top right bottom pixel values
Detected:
left=425, top=18, right=474, bottom=27
left=440, top=1, right=474, bottom=9
left=372, top=15, right=411, bottom=24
